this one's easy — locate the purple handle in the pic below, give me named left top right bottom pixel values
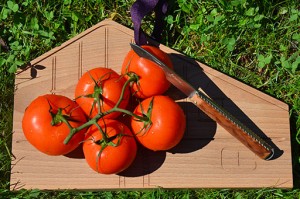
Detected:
left=130, top=0, right=168, bottom=45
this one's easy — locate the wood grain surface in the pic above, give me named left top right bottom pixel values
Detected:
left=10, top=19, right=293, bottom=190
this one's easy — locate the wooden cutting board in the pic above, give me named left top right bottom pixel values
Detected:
left=10, top=19, right=293, bottom=190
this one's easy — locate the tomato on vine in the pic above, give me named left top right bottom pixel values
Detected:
left=121, top=45, right=173, bottom=98
left=131, top=95, right=186, bottom=151
left=22, top=94, right=87, bottom=156
left=83, top=119, right=137, bottom=174
left=75, top=67, right=130, bottom=119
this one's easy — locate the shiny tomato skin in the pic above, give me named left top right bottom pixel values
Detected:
left=121, top=45, right=173, bottom=98
left=75, top=67, right=130, bottom=119
left=83, top=119, right=137, bottom=174
left=22, top=94, right=87, bottom=156
left=131, top=95, right=186, bottom=151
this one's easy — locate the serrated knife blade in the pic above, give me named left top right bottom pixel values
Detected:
left=130, top=43, right=274, bottom=160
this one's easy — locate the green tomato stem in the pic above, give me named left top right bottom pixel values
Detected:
left=63, top=115, right=103, bottom=145
left=113, top=107, right=148, bottom=122
left=63, top=73, right=146, bottom=145
left=114, top=74, right=137, bottom=108
left=94, top=119, right=109, bottom=143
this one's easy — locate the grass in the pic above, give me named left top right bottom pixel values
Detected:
left=0, top=0, right=299, bottom=197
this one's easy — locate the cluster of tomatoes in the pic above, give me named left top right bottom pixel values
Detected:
left=22, top=45, right=186, bottom=174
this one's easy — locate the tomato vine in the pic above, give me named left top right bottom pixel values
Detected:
left=22, top=45, right=186, bottom=174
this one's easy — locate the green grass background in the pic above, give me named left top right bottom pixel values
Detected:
left=0, top=0, right=299, bottom=198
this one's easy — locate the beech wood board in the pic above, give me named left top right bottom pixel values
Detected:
left=10, top=19, right=293, bottom=190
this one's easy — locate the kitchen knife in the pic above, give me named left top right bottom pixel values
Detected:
left=130, top=43, right=275, bottom=160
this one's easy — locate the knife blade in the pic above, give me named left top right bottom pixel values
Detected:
left=130, top=43, right=275, bottom=160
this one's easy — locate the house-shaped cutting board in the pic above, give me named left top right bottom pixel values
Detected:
left=11, top=19, right=293, bottom=190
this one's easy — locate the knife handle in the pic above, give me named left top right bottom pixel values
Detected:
left=189, top=91, right=274, bottom=160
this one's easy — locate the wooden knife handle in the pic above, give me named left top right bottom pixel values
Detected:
left=189, top=91, right=274, bottom=160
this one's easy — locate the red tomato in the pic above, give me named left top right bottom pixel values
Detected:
left=22, top=94, right=87, bottom=156
left=121, top=45, right=173, bottom=98
left=131, top=95, right=186, bottom=151
left=75, top=67, right=130, bottom=119
left=83, top=119, right=137, bottom=174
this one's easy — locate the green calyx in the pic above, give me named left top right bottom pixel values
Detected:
left=134, top=97, right=154, bottom=136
